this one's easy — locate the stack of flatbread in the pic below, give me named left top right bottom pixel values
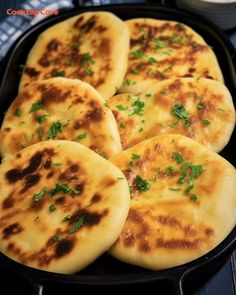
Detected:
left=0, top=11, right=235, bottom=274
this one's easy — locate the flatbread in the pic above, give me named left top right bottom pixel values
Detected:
left=0, top=140, right=130, bottom=274
left=0, top=77, right=122, bottom=159
left=120, top=18, right=223, bottom=94
left=110, top=134, right=236, bottom=270
left=19, top=11, right=130, bottom=100
left=109, top=78, right=235, bottom=152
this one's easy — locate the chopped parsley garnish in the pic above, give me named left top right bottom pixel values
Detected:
left=197, top=101, right=204, bottom=110
left=130, top=97, right=145, bottom=116
left=49, top=204, right=56, bottom=212
left=33, top=187, right=48, bottom=202
left=116, top=105, right=128, bottom=111
left=147, top=57, right=157, bottom=64
left=29, top=101, right=44, bottom=113
left=156, top=70, right=165, bottom=78
left=168, top=120, right=179, bottom=128
left=127, top=161, right=134, bottom=167
left=164, top=65, right=173, bottom=72
left=47, top=121, right=63, bottom=139
left=119, top=122, right=126, bottom=128
left=85, top=68, right=94, bottom=75
left=73, top=132, right=87, bottom=141
left=218, top=108, right=225, bottom=112
left=71, top=43, right=79, bottom=51
left=190, top=194, right=198, bottom=202
left=171, top=104, right=191, bottom=128
left=19, top=64, right=25, bottom=69
left=117, top=177, right=124, bottom=180
left=172, top=151, right=184, bottom=164
left=50, top=183, right=79, bottom=196
left=62, top=214, right=72, bottom=222
left=130, top=68, right=140, bottom=74
left=131, top=50, right=145, bottom=58
left=203, top=119, right=211, bottom=126
left=132, top=153, right=140, bottom=160
left=80, top=52, right=94, bottom=67
left=169, top=188, right=181, bottom=191
left=147, top=68, right=154, bottom=76
left=151, top=37, right=166, bottom=49
left=52, top=162, right=63, bottom=166
left=104, top=102, right=110, bottom=109
left=54, top=71, right=65, bottom=77
left=67, top=59, right=75, bottom=66
left=123, top=79, right=136, bottom=86
left=23, top=133, right=31, bottom=141
left=36, top=114, right=49, bottom=123
left=160, top=89, right=168, bottom=95
left=14, top=108, right=22, bottom=117
left=164, top=166, right=174, bottom=175
left=69, top=216, right=85, bottom=233
left=138, top=127, right=144, bottom=132
left=134, top=175, right=151, bottom=192
left=145, top=93, right=152, bottom=97
left=170, top=34, right=187, bottom=45
left=52, top=233, right=62, bottom=243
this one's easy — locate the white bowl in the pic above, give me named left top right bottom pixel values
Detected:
left=175, top=0, right=236, bottom=30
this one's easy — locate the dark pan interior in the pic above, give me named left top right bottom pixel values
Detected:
left=0, top=3, right=235, bottom=288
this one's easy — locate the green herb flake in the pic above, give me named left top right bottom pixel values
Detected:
left=160, top=89, right=168, bottom=95
left=73, top=132, right=87, bottom=142
left=69, top=216, right=85, bottom=233
left=138, top=127, right=144, bottom=132
left=131, top=50, right=145, bottom=59
left=119, top=122, right=126, bottom=128
left=171, top=103, right=191, bottom=128
left=130, top=68, right=140, bottom=74
left=33, top=187, right=48, bottom=202
left=134, top=175, right=151, bottom=192
left=132, top=153, right=140, bottom=160
left=130, top=97, right=145, bottom=116
left=168, top=120, right=179, bottom=128
left=62, top=214, right=72, bottom=222
left=85, top=68, right=94, bottom=76
left=36, top=114, right=49, bottom=123
left=151, top=37, right=166, bottom=49
left=116, top=105, right=128, bottom=111
left=169, top=188, right=181, bottom=191
left=203, top=119, right=211, bottom=126
left=23, top=133, right=30, bottom=141
left=197, top=101, right=204, bottom=110
left=156, top=70, right=164, bottom=78
left=127, top=161, right=134, bottom=167
left=172, top=151, right=184, bottom=164
left=117, top=177, right=124, bottom=180
left=52, top=233, right=62, bottom=243
left=19, top=64, right=25, bottom=69
left=50, top=183, right=79, bottom=196
left=49, top=204, right=56, bottom=212
left=190, top=194, right=198, bottom=202
left=52, top=162, right=63, bottom=166
left=80, top=52, right=94, bottom=67
left=145, top=93, right=152, bottom=97
left=147, top=57, right=157, bottom=64
left=218, top=108, right=225, bottom=112
left=29, top=101, right=44, bottom=113
left=123, top=79, right=136, bottom=86
left=164, top=65, right=173, bottom=72
left=104, top=102, right=110, bottom=109
left=14, top=108, right=22, bottom=117
left=71, top=43, right=79, bottom=51
left=164, top=166, right=174, bottom=176
left=54, top=71, right=65, bottom=77
left=47, top=121, right=63, bottom=140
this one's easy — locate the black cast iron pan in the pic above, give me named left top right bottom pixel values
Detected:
left=0, top=2, right=235, bottom=295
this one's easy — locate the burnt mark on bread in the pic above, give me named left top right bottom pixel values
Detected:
left=24, top=67, right=40, bottom=77
left=47, top=39, right=60, bottom=51
left=156, top=238, right=200, bottom=249
left=2, top=195, right=14, bottom=209
left=6, top=151, right=43, bottom=183
left=20, top=174, right=40, bottom=193
left=91, top=193, right=102, bottom=203
left=2, top=223, right=23, bottom=239
left=55, top=238, right=74, bottom=257
left=39, top=85, right=71, bottom=104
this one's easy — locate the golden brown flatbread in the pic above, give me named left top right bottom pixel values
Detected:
left=19, top=11, right=130, bottom=99
left=0, top=140, right=130, bottom=273
left=109, top=78, right=235, bottom=152
left=110, top=134, right=236, bottom=270
left=0, top=77, right=122, bottom=159
left=120, top=18, right=223, bottom=94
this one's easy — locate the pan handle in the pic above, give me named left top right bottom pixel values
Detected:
left=30, top=282, right=44, bottom=295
